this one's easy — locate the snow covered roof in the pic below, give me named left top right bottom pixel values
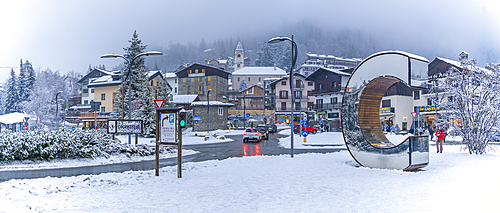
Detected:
left=0, top=112, right=30, bottom=124
left=69, top=105, right=91, bottom=110
left=320, top=67, right=351, bottom=76
left=164, top=72, right=177, bottom=78
left=190, top=101, right=234, bottom=107
left=148, top=70, right=163, bottom=81
left=232, top=67, right=286, bottom=75
left=436, top=57, right=462, bottom=68
left=173, top=95, right=199, bottom=104
left=88, top=75, right=121, bottom=87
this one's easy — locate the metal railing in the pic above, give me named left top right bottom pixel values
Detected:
left=311, top=103, right=341, bottom=110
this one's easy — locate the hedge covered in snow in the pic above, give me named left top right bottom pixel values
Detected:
left=0, top=128, right=170, bottom=162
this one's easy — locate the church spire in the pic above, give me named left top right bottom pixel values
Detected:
left=234, top=41, right=244, bottom=71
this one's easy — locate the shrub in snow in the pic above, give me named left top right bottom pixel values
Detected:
left=0, top=128, right=172, bottom=162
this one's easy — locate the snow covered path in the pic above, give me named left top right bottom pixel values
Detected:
left=1, top=145, right=499, bottom=212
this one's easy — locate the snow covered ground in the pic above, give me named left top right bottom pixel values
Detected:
left=1, top=144, right=499, bottom=212
left=277, top=130, right=346, bottom=149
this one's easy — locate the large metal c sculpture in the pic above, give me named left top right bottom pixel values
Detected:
left=342, top=51, right=430, bottom=171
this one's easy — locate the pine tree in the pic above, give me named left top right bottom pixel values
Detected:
left=277, top=44, right=292, bottom=71
left=255, top=43, right=275, bottom=67
left=238, top=77, right=247, bottom=91
left=18, top=59, right=29, bottom=104
left=156, top=78, right=174, bottom=107
left=113, top=30, right=157, bottom=137
left=5, top=68, right=20, bottom=114
left=24, top=60, right=36, bottom=101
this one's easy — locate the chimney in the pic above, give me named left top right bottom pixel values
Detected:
left=274, top=63, right=276, bottom=70
left=205, top=59, right=208, bottom=65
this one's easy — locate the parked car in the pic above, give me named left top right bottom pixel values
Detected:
left=243, top=128, right=262, bottom=142
left=266, top=123, right=277, bottom=133
left=490, top=131, right=500, bottom=142
left=256, top=125, right=269, bottom=140
left=293, top=124, right=318, bottom=134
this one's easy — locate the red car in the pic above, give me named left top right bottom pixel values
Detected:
left=293, top=124, right=318, bottom=134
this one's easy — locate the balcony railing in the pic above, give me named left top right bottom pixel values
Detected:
left=311, top=88, right=343, bottom=96
left=312, top=103, right=341, bottom=110
left=276, top=96, right=309, bottom=100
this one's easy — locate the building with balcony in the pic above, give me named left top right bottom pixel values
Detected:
left=306, top=67, right=351, bottom=123
left=229, top=84, right=265, bottom=119
left=77, top=68, right=116, bottom=105
left=270, top=73, right=314, bottom=124
left=176, top=63, right=230, bottom=102
left=304, top=53, right=362, bottom=69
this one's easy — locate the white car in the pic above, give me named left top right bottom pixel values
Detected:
left=243, top=128, right=262, bottom=142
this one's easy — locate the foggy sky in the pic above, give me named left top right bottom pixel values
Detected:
left=1, top=0, right=499, bottom=83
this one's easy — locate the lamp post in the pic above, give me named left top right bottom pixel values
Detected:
left=207, top=89, right=212, bottom=134
left=55, top=91, right=63, bottom=130
left=101, top=51, right=163, bottom=144
left=268, top=35, right=298, bottom=157
left=243, top=94, right=247, bottom=129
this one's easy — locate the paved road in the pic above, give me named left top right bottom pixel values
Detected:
left=0, top=132, right=345, bottom=182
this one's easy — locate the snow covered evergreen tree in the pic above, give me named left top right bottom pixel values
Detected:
left=156, top=78, right=174, bottom=107
left=434, top=59, right=500, bottom=154
left=113, top=31, right=157, bottom=137
left=238, top=77, right=247, bottom=91
left=277, top=44, right=292, bottom=71
left=255, top=43, right=275, bottom=67
left=17, top=59, right=27, bottom=103
left=16, top=59, right=36, bottom=106
left=23, top=60, right=36, bottom=101
left=5, top=68, right=20, bottom=114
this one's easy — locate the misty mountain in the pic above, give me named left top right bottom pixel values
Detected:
left=128, top=21, right=498, bottom=73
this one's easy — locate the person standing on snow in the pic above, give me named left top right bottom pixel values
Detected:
left=435, top=127, right=445, bottom=153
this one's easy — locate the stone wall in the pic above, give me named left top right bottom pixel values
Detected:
left=192, top=105, right=229, bottom=132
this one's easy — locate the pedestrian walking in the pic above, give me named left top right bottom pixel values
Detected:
left=435, top=127, right=445, bottom=153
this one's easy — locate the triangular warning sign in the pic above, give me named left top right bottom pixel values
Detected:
left=411, top=112, right=417, bottom=119
left=154, top=100, right=165, bottom=108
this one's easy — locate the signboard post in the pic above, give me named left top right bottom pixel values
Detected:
left=155, top=106, right=183, bottom=178
left=107, top=119, right=143, bottom=143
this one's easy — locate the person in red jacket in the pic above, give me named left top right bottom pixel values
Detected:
left=435, top=127, right=445, bottom=153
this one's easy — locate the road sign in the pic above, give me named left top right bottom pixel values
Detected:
left=411, top=112, right=417, bottom=119
left=246, top=113, right=250, bottom=117
left=416, top=107, right=420, bottom=115
left=302, top=130, right=308, bottom=137
left=72, top=126, right=75, bottom=131
left=195, top=120, right=198, bottom=124
left=319, top=120, right=322, bottom=124
left=160, top=113, right=176, bottom=142
left=154, top=99, right=165, bottom=108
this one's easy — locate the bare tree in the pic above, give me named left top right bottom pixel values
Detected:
left=436, top=59, right=500, bottom=154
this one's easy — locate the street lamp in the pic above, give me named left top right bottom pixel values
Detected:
left=207, top=89, right=212, bottom=134
left=268, top=35, right=298, bottom=157
left=55, top=91, right=63, bottom=130
left=243, top=94, right=247, bottom=129
left=101, top=51, right=163, bottom=144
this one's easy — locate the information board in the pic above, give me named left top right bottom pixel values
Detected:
left=160, top=113, right=176, bottom=142
left=107, top=119, right=143, bottom=134
left=108, top=120, right=116, bottom=133
left=116, top=120, right=142, bottom=134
